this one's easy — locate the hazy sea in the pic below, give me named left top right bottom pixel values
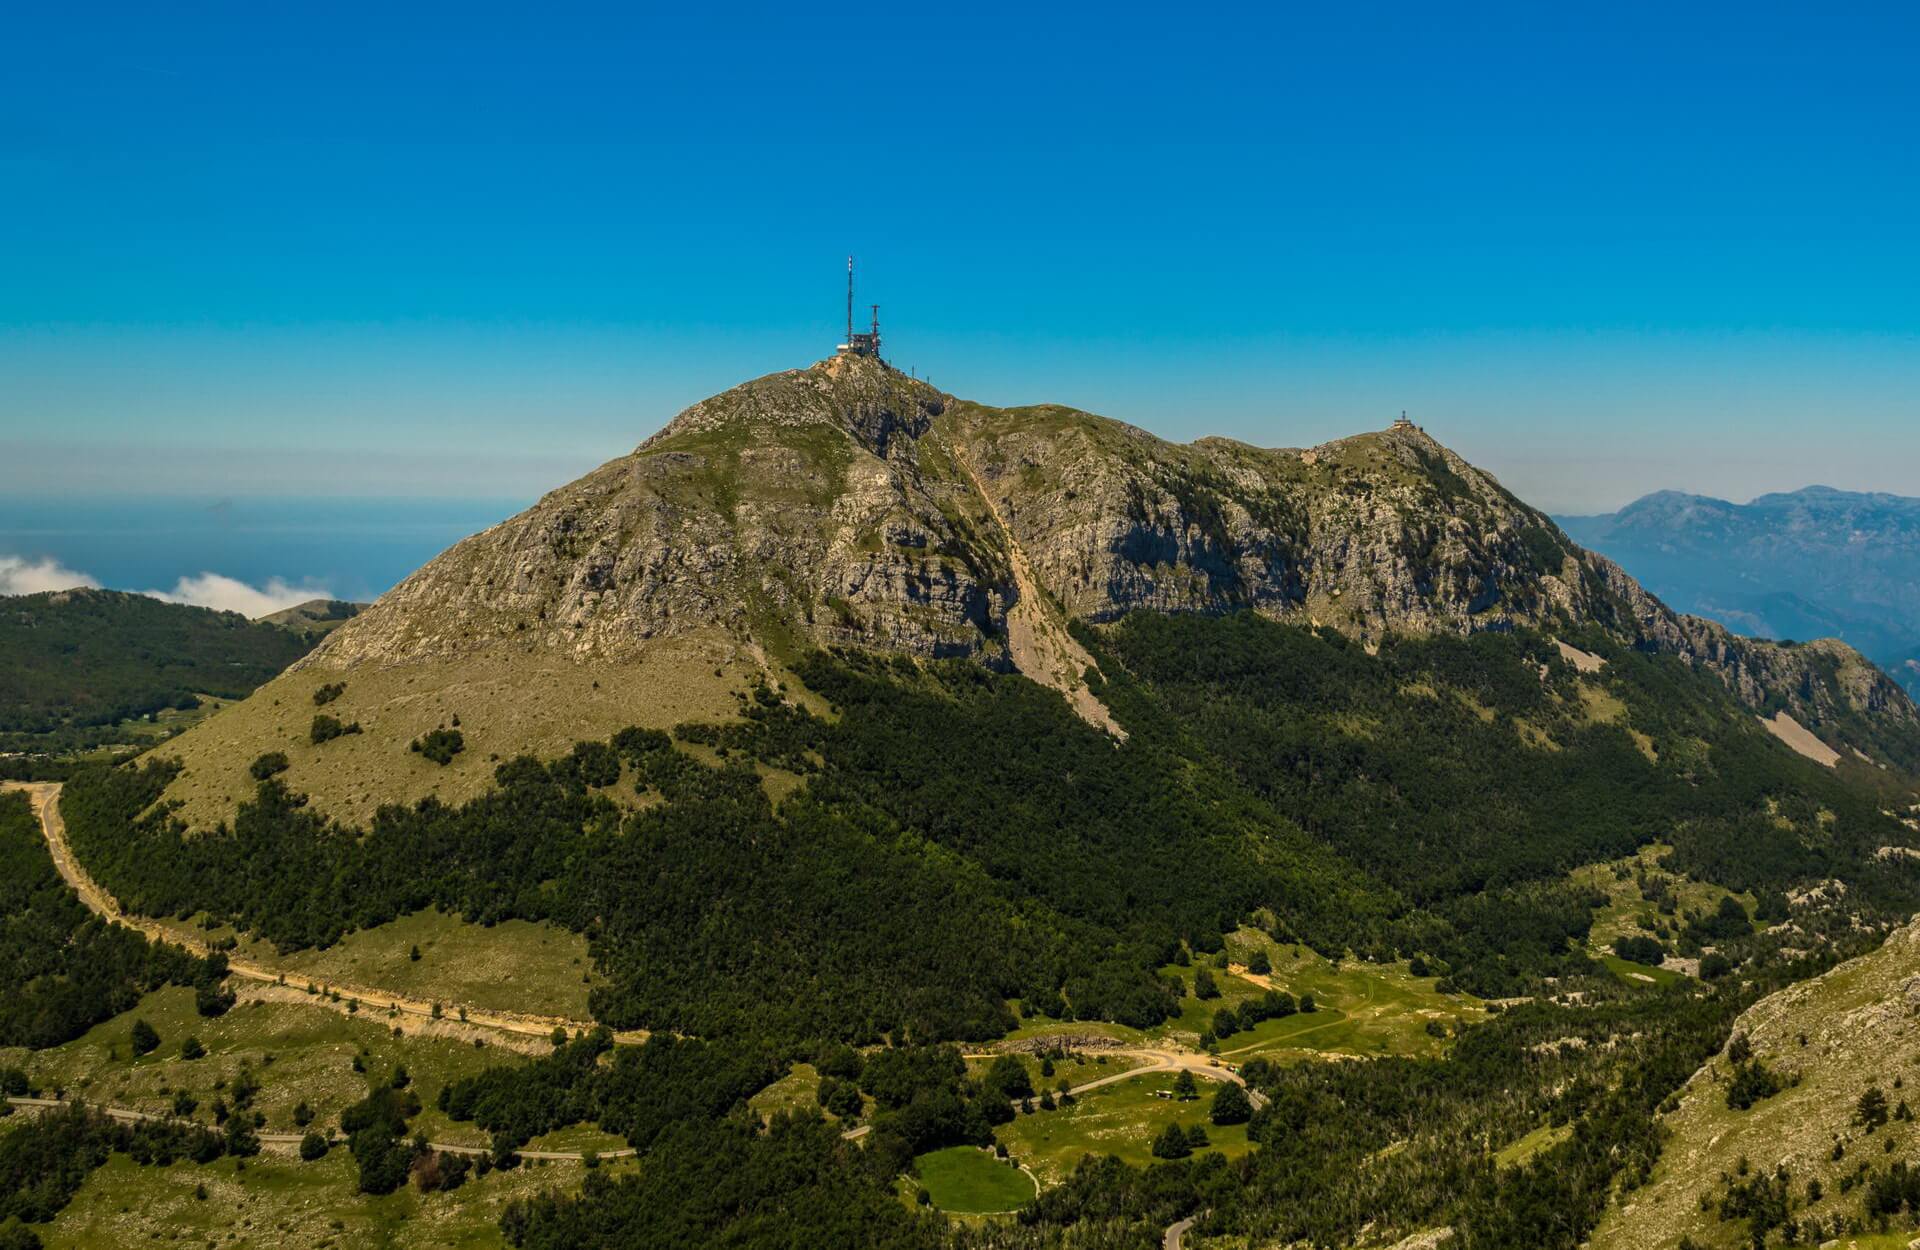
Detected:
left=0, top=496, right=529, bottom=603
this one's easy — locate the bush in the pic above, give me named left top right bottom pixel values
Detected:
left=410, top=728, right=464, bottom=766
left=179, top=1036, right=205, bottom=1061
left=299, top=1130, right=329, bottom=1161
left=310, top=715, right=360, bottom=745
left=312, top=682, right=346, bottom=707
left=1247, top=948, right=1271, bottom=975
left=1726, top=1060, right=1784, bottom=1110
left=195, top=981, right=235, bottom=1018
left=248, top=752, right=288, bottom=781
left=1611, top=934, right=1667, bottom=965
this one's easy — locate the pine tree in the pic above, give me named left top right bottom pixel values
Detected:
left=1151, top=1122, right=1192, bottom=1159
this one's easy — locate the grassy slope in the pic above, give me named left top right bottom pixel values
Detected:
left=36, top=1143, right=631, bottom=1250
left=0, top=983, right=525, bottom=1149
left=153, top=636, right=751, bottom=830
left=995, top=1072, right=1252, bottom=1187
left=1572, top=843, right=1757, bottom=959
left=1590, top=917, right=1920, bottom=1249
left=144, top=908, right=602, bottom=1021
left=911, top=1145, right=1036, bottom=1214
left=1155, top=928, right=1486, bottom=1061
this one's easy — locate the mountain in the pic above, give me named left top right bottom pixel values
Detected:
left=1591, top=911, right=1920, bottom=1249
left=1561, top=485, right=1920, bottom=696
left=0, top=588, right=318, bottom=757
left=150, top=355, right=1920, bottom=827
left=255, top=598, right=366, bottom=640
left=47, top=353, right=1920, bottom=1250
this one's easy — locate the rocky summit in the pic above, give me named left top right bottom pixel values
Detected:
left=155, top=353, right=1918, bottom=824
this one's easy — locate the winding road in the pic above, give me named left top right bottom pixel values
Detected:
left=4, top=1095, right=632, bottom=1162
left=2, top=781, right=640, bottom=1047
left=7, top=778, right=1255, bottom=1232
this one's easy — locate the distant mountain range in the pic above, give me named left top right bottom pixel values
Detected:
left=1559, top=485, right=1920, bottom=693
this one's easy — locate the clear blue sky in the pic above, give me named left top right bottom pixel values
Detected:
left=3, top=1, right=1917, bottom=514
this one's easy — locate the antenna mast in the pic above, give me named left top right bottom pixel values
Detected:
left=836, top=257, right=883, bottom=359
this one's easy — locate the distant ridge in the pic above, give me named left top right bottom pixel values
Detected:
left=257, top=598, right=367, bottom=639
left=1560, top=484, right=1920, bottom=696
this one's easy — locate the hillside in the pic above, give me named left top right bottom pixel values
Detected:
left=256, top=598, right=366, bottom=640
left=1590, top=913, right=1920, bottom=1249
left=150, top=355, right=1920, bottom=827
left=0, top=589, right=318, bottom=760
left=1562, top=486, right=1920, bottom=697
left=35, top=352, right=1920, bottom=1250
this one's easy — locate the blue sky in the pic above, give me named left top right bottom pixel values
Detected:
left=2, top=1, right=1917, bottom=522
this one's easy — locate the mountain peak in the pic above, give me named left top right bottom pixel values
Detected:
left=147, top=360, right=1920, bottom=825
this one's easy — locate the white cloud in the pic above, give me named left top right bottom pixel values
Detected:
left=0, top=555, right=101, bottom=595
left=145, top=573, right=331, bottom=619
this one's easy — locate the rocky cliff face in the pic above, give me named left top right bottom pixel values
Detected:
left=297, top=353, right=1917, bottom=759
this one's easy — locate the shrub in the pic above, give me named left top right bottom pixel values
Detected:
left=180, top=1036, right=205, bottom=1060
left=248, top=752, right=288, bottom=781
left=299, top=1130, right=329, bottom=1161
left=310, top=715, right=360, bottom=745
left=1611, top=934, right=1667, bottom=965
left=410, top=728, right=464, bottom=766
left=130, top=1018, right=159, bottom=1056
left=1726, top=1060, right=1784, bottom=1110
left=312, top=682, right=346, bottom=707
left=195, top=981, right=235, bottom=1018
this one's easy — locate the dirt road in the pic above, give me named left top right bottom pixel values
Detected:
left=2, top=781, right=640, bottom=1046
left=841, top=1045, right=1246, bottom=1144
left=4, top=1095, right=632, bottom=1161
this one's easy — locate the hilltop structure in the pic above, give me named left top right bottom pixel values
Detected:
left=837, top=256, right=881, bottom=358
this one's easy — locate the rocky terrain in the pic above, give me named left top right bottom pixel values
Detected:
left=152, top=354, right=1920, bottom=824
left=1590, top=914, right=1920, bottom=1249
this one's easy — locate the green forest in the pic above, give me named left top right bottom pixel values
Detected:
left=31, top=611, right=1920, bottom=1247
left=0, top=589, right=313, bottom=746
left=0, top=791, right=225, bottom=1050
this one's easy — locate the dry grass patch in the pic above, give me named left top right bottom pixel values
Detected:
left=153, top=633, right=757, bottom=829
